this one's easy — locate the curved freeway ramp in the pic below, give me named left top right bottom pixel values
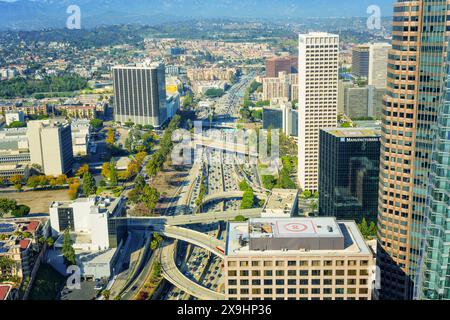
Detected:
left=154, top=225, right=226, bottom=259
left=160, top=241, right=225, bottom=300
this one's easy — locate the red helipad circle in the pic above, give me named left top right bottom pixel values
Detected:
left=284, top=223, right=308, bottom=232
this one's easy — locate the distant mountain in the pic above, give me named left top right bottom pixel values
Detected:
left=0, top=0, right=394, bottom=30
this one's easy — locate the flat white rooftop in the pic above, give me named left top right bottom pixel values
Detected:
left=226, top=218, right=370, bottom=257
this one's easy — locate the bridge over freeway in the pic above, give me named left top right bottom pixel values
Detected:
left=119, top=208, right=263, bottom=228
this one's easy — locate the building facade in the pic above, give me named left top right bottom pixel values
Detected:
left=377, top=0, right=450, bottom=300
left=319, top=128, right=381, bottom=222
left=352, top=45, right=370, bottom=78
left=368, top=43, right=391, bottom=89
left=298, top=32, right=339, bottom=191
left=416, top=44, right=450, bottom=300
left=27, top=120, right=74, bottom=176
left=113, top=63, right=167, bottom=128
left=265, top=56, right=298, bottom=78
left=224, top=218, right=373, bottom=300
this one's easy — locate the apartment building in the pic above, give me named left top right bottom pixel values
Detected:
left=224, top=217, right=373, bottom=300
left=298, top=32, right=339, bottom=191
left=368, top=43, right=391, bottom=89
left=262, top=72, right=298, bottom=103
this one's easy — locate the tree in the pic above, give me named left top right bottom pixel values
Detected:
left=12, top=204, right=30, bottom=217
left=9, top=175, right=24, bottom=190
left=109, top=159, right=118, bottom=187
left=239, top=180, right=251, bottom=191
left=46, top=237, right=55, bottom=248
left=7, top=121, right=26, bottom=128
left=82, top=172, right=97, bottom=196
left=301, top=190, right=313, bottom=199
left=0, top=198, right=18, bottom=217
left=106, top=127, right=115, bottom=145
left=359, top=218, right=369, bottom=239
left=125, top=161, right=139, bottom=180
left=240, top=190, right=255, bottom=209
left=76, top=164, right=89, bottom=177
left=150, top=240, right=158, bottom=251
left=101, top=162, right=111, bottom=180
left=368, top=221, right=377, bottom=238
left=102, top=290, right=110, bottom=300
left=89, top=118, right=103, bottom=130
left=62, top=229, right=76, bottom=266
left=261, top=175, right=276, bottom=190
left=135, top=151, right=147, bottom=167
left=234, top=215, right=247, bottom=222
left=141, top=186, right=160, bottom=212
left=68, top=182, right=80, bottom=200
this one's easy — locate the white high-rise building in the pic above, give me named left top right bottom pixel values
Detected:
left=368, top=42, right=391, bottom=88
left=298, top=32, right=339, bottom=191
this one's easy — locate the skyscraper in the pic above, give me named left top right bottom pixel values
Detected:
left=113, top=63, right=167, bottom=128
left=298, top=32, right=339, bottom=191
left=319, top=128, right=381, bottom=222
left=377, top=0, right=450, bottom=300
left=27, top=120, right=74, bottom=176
left=352, top=44, right=370, bottom=78
left=368, top=43, right=391, bottom=88
left=416, top=45, right=450, bottom=300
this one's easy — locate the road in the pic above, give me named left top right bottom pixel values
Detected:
left=160, top=240, right=225, bottom=300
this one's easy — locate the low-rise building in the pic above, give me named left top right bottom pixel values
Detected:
left=49, top=197, right=127, bottom=279
left=261, top=189, right=299, bottom=218
left=5, top=111, right=25, bottom=126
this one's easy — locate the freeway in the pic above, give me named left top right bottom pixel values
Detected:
left=160, top=240, right=225, bottom=300
left=123, top=207, right=262, bottom=227
left=153, top=225, right=226, bottom=259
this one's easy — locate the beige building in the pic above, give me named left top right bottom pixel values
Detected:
left=27, top=120, right=74, bottom=176
left=368, top=43, right=391, bottom=88
left=262, top=72, right=297, bottom=103
left=261, top=189, right=299, bottom=218
left=298, top=32, right=339, bottom=191
left=224, top=217, right=374, bottom=300
left=187, top=67, right=236, bottom=81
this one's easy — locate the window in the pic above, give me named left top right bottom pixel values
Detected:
left=252, top=270, right=261, bottom=277
left=228, top=270, right=237, bottom=276
left=228, top=280, right=237, bottom=285
left=276, top=270, right=284, bottom=276
left=312, top=288, right=320, bottom=295
left=228, top=261, right=237, bottom=267
left=264, top=288, right=272, bottom=295
left=312, top=279, right=321, bottom=285
left=264, top=279, right=272, bottom=286
left=336, top=270, right=345, bottom=276
left=276, top=261, right=285, bottom=267
left=312, top=260, right=321, bottom=266
left=276, top=279, right=285, bottom=286
left=299, top=270, right=309, bottom=276
left=252, top=261, right=261, bottom=267
left=240, top=261, right=249, bottom=267
left=288, top=270, right=296, bottom=276
left=335, top=288, right=344, bottom=294
left=240, top=270, right=249, bottom=276
left=252, top=279, right=261, bottom=286
left=288, top=260, right=297, bottom=266
left=228, top=289, right=237, bottom=294
left=312, top=270, right=321, bottom=276
left=264, top=270, right=272, bottom=276
left=264, top=261, right=273, bottom=267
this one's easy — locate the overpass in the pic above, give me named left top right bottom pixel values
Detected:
left=202, top=191, right=267, bottom=205
left=121, top=208, right=263, bottom=228
left=160, top=240, right=225, bottom=300
left=192, top=133, right=258, bottom=157
left=153, top=225, right=225, bottom=258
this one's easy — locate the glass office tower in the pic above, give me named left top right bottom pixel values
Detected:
left=416, top=44, right=450, bottom=300
left=377, top=0, right=449, bottom=300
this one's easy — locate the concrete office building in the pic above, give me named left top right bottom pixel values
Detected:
left=341, top=84, right=385, bottom=119
left=113, top=63, right=167, bottom=128
left=224, top=217, right=373, bottom=300
left=265, top=56, right=298, bottom=78
left=71, top=120, right=91, bottom=156
left=352, top=45, right=370, bottom=78
left=318, top=128, right=381, bottom=222
left=298, top=32, right=339, bottom=191
left=368, top=43, right=391, bottom=89
left=49, top=196, right=127, bottom=279
left=377, top=0, right=450, bottom=300
left=27, top=120, right=73, bottom=176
